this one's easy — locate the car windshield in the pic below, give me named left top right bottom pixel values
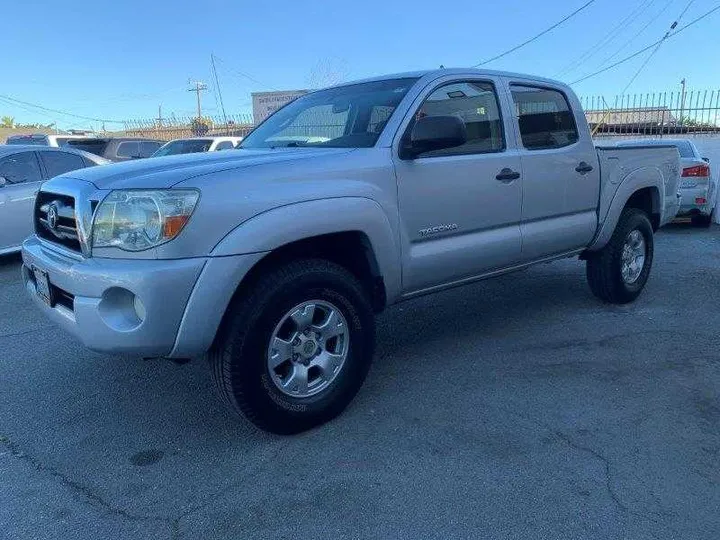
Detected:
left=239, top=78, right=418, bottom=149
left=153, top=139, right=213, bottom=156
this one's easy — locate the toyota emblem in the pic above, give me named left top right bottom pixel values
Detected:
left=47, top=204, right=59, bottom=230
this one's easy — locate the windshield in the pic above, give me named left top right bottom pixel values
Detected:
left=240, top=78, right=418, bottom=149
left=153, top=139, right=213, bottom=156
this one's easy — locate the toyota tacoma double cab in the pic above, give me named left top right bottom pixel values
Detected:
left=22, top=69, right=681, bottom=433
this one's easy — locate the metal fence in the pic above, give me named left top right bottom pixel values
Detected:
left=122, top=113, right=255, bottom=141
left=581, top=89, right=720, bottom=137
left=118, top=89, right=720, bottom=142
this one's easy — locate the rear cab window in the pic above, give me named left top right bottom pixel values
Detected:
left=510, top=85, right=579, bottom=150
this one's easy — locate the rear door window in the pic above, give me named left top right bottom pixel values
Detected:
left=511, top=85, right=579, bottom=150
left=0, top=151, right=43, bottom=183
left=117, top=141, right=140, bottom=158
left=39, top=151, right=86, bottom=178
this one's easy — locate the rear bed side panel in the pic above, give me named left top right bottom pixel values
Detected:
left=588, top=146, right=680, bottom=251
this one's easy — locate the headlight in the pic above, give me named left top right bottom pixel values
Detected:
left=92, top=189, right=199, bottom=251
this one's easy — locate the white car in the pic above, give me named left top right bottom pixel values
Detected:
left=151, top=137, right=242, bottom=157
left=617, top=139, right=716, bottom=227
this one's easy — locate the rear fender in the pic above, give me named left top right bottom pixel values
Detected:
left=211, top=197, right=402, bottom=302
left=587, top=168, right=662, bottom=251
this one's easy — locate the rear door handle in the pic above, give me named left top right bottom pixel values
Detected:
left=496, top=168, right=521, bottom=182
left=575, top=162, right=594, bottom=174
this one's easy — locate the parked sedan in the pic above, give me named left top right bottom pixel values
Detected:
left=0, top=145, right=108, bottom=255
left=616, top=139, right=716, bottom=227
left=151, top=136, right=242, bottom=157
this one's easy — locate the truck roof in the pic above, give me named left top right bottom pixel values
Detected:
left=329, top=67, right=564, bottom=88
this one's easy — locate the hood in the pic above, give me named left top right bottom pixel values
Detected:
left=60, top=148, right=354, bottom=190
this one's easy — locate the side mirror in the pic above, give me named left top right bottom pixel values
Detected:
left=0, top=176, right=7, bottom=187
left=702, top=157, right=710, bottom=163
left=401, top=115, right=467, bottom=159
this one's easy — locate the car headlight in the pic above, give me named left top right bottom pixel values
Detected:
left=92, top=189, right=199, bottom=252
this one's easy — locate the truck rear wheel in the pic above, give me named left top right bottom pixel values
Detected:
left=586, top=208, right=654, bottom=304
left=209, top=259, right=375, bottom=434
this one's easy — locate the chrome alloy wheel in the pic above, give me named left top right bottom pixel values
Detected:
left=621, top=229, right=646, bottom=284
left=266, top=300, right=350, bottom=398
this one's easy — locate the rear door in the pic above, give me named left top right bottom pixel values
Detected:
left=506, top=81, right=600, bottom=261
left=0, top=151, right=43, bottom=250
left=393, top=76, right=523, bottom=293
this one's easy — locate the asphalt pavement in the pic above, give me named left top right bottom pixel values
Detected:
left=1, top=224, right=719, bottom=540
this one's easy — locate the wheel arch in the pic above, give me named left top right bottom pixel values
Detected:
left=587, top=169, right=663, bottom=252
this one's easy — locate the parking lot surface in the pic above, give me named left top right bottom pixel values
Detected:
left=1, top=224, right=719, bottom=540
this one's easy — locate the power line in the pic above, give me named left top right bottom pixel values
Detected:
left=471, top=0, right=596, bottom=67
left=211, top=55, right=279, bottom=90
left=0, top=93, right=124, bottom=123
left=597, top=0, right=675, bottom=68
left=554, top=0, right=657, bottom=77
left=616, top=0, right=695, bottom=93
left=210, top=54, right=228, bottom=125
left=570, top=3, right=720, bottom=84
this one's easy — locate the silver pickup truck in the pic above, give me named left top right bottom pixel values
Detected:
left=22, top=69, right=680, bottom=433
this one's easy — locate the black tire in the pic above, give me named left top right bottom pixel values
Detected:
left=209, top=259, right=375, bottom=434
left=586, top=208, right=654, bottom=304
left=691, top=213, right=712, bottom=228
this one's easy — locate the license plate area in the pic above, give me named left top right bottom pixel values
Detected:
left=32, top=266, right=53, bottom=306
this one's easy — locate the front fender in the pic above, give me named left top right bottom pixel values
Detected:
left=211, top=197, right=402, bottom=303
left=587, top=168, right=662, bottom=251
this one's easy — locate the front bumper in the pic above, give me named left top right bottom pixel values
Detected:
left=22, top=236, right=265, bottom=358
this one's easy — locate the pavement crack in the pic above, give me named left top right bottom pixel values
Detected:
left=0, top=433, right=175, bottom=535
left=0, top=325, right=55, bottom=340
left=551, top=429, right=627, bottom=512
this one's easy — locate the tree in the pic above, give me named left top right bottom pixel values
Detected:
left=1, top=116, right=15, bottom=128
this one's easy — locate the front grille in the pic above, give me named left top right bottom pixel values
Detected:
left=35, top=192, right=82, bottom=252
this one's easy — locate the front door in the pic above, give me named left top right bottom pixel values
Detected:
left=0, top=151, right=43, bottom=251
left=393, top=78, right=524, bottom=293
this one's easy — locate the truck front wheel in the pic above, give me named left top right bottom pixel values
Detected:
left=586, top=208, right=654, bottom=304
left=209, top=259, right=375, bottom=434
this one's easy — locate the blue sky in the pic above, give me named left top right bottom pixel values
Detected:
left=0, top=0, right=717, bottom=130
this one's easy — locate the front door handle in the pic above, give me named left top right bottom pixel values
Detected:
left=575, top=162, right=594, bottom=174
left=496, top=168, right=521, bottom=182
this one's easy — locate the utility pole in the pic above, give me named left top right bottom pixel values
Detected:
left=187, top=80, right=208, bottom=118
left=156, top=104, right=163, bottom=127
left=679, top=78, right=687, bottom=126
